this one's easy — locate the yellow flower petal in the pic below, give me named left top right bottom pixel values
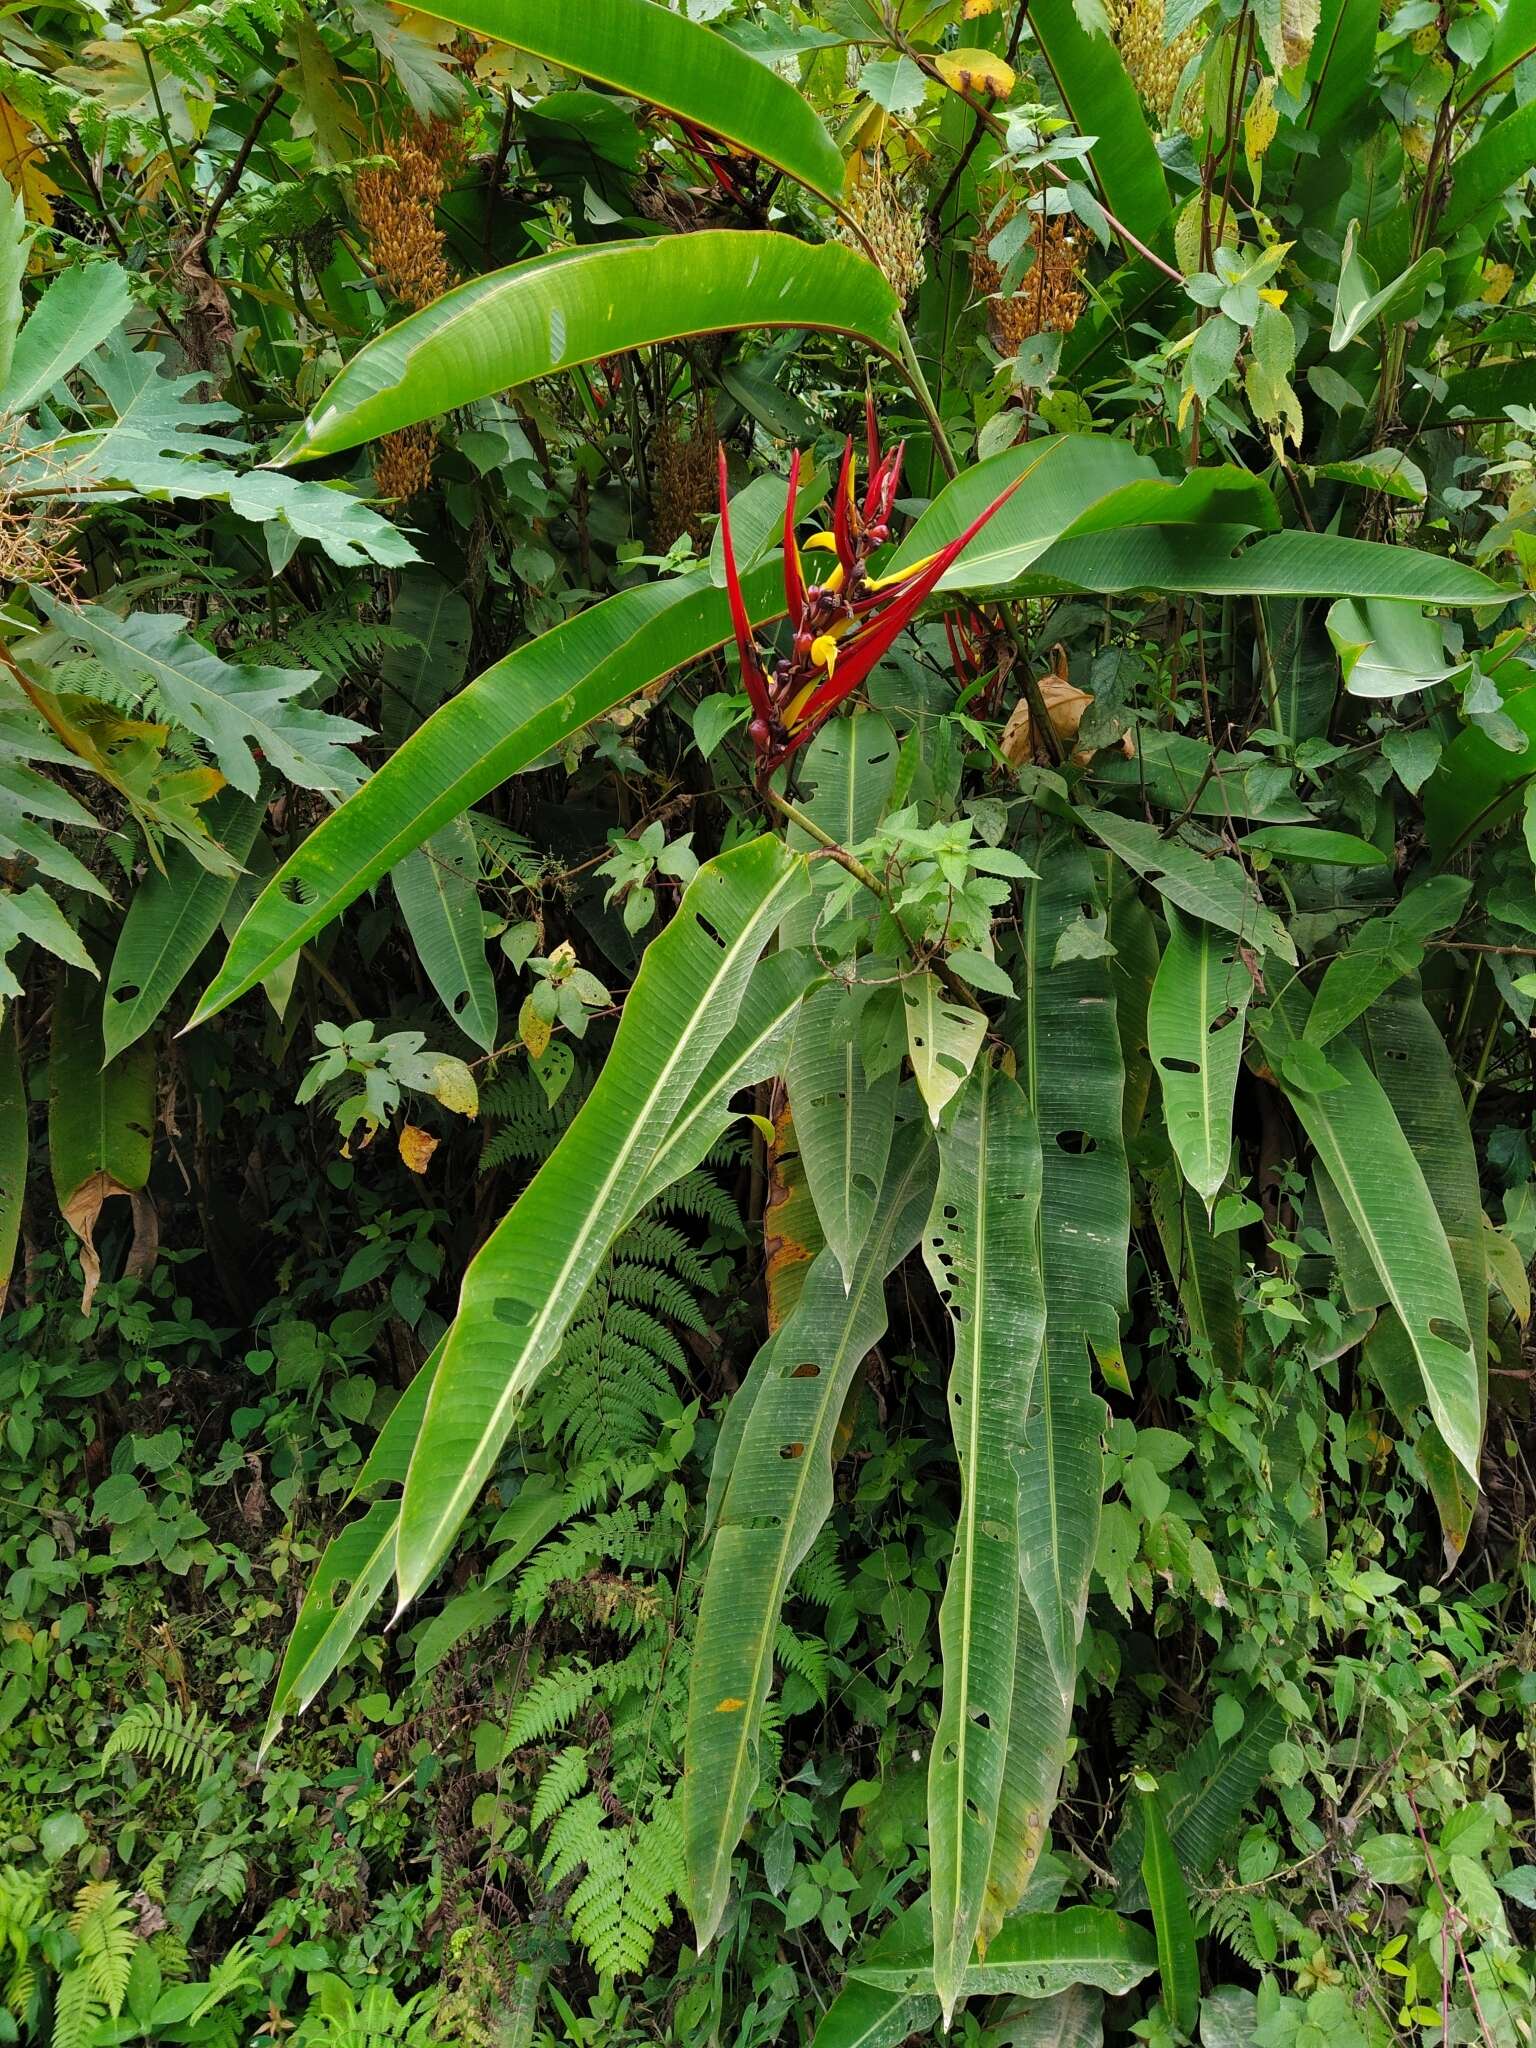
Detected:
left=809, top=633, right=841, bottom=675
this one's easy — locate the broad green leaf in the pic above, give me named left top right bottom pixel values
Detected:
left=855, top=1906, right=1157, bottom=1999
left=1313, top=448, right=1426, bottom=503
left=995, top=844, right=1124, bottom=1923
left=0, top=1024, right=24, bottom=1311
left=986, top=1987, right=1104, bottom=2047
left=993, top=526, right=1504, bottom=605
left=1104, top=856, right=1160, bottom=1145
left=924, top=1063, right=1046, bottom=2018
left=0, top=884, right=96, bottom=995
left=785, top=983, right=897, bottom=1284
left=1263, top=999, right=1481, bottom=1481
left=391, top=816, right=497, bottom=1052
left=808, top=1982, right=940, bottom=2048
left=1460, top=6, right=1536, bottom=108
left=49, top=970, right=153, bottom=1206
left=379, top=569, right=471, bottom=749
left=278, top=233, right=902, bottom=463
left=1147, top=909, right=1251, bottom=1207
left=1140, top=1789, right=1199, bottom=2037
left=1358, top=984, right=1486, bottom=1561
left=1083, top=811, right=1296, bottom=965
left=886, top=439, right=1275, bottom=593
left=192, top=559, right=786, bottom=1026
left=37, top=598, right=367, bottom=799
left=396, top=836, right=807, bottom=1611
left=1237, top=825, right=1387, bottom=867
left=903, top=973, right=986, bottom=1126
left=686, top=1120, right=935, bottom=1949
left=1090, top=731, right=1310, bottom=825
left=403, top=0, right=844, bottom=201
left=0, top=258, right=132, bottom=413
left=1026, top=0, right=1172, bottom=249
left=102, top=788, right=263, bottom=1062
left=1326, top=597, right=1461, bottom=700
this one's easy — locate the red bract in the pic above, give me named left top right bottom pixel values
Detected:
left=718, top=432, right=1022, bottom=785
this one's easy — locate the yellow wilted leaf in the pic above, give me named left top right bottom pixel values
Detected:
left=0, top=97, right=58, bottom=226
left=1482, top=262, right=1515, bottom=305
left=518, top=993, right=551, bottom=1060
left=1244, top=74, right=1278, bottom=196
left=934, top=48, right=1015, bottom=98
left=963, top=0, right=999, bottom=14
left=398, top=1123, right=438, bottom=1174
left=427, top=1057, right=478, bottom=1118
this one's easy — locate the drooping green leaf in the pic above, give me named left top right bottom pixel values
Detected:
left=686, top=1120, right=935, bottom=1949
left=1262, top=997, right=1481, bottom=1481
left=401, top=0, right=845, bottom=200
left=924, top=1062, right=1046, bottom=2018
left=854, top=1907, right=1158, bottom=1999
left=395, top=836, right=807, bottom=1612
left=993, top=842, right=1124, bottom=1923
left=1327, top=597, right=1461, bottom=700
left=1083, top=811, right=1296, bottom=965
left=49, top=967, right=156, bottom=1311
left=277, top=233, right=903, bottom=463
left=903, top=974, right=986, bottom=1126
left=1140, top=1788, right=1199, bottom=2037
left=1357, top=983, right=1486, bottom=1561
left=1330, top=221, right=1443, bottom=350
left=263, top=1496, right=401, bottom=1754
left=102, top=787, right=263, bottom=1062
left=1147, top=1159, right=1245, bottom=1378
left=192, top=559, right=787, bottom=1026
left=391, top=816, right=497, bottom=1052
left=0, top=178, right=28, bottom=394
left=1304, top=876, right=1471, bottom=1047
left=379, top=570, right=472, bottom=749
left=785, top=983, right=897, bottom=1285
left=1147, top=908, right=1252, bottom=1207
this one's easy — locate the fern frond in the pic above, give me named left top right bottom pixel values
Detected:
left=530, top=1746, right=589, bottom=1831
left=567, top=1798, right=683, bottom=1979
left=503, top=1662, right=598, bottom=1751
left=104, top=1700, right=230, bottom=1785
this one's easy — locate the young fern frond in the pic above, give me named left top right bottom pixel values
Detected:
left=104, top=1700, right=230, bottom=1785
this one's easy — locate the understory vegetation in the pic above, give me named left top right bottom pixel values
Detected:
left=1, top=0, right=1536, bottom=2043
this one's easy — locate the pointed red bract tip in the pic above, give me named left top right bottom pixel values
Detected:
left=832, top=435, right=856, bottom=572
left=862, top=391, right=880, bottom=513
left=781, top=448, right=804, bottom=626
left=718, top=443, right=772, bottom=723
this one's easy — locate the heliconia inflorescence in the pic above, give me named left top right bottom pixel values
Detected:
left=717, top=398, right=1024, bottom=784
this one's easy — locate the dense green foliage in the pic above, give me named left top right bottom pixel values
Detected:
left=3, top=0, right=1536, bottom=2041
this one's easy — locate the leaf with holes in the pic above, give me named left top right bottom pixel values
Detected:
left=395, top=837, right=806, bottom=1614
left=854, top=1906, right=1158, bottom=1999
left=391, top=815, right=497, bottom=1052
left=686, top=1120, right=935, bottom=1950
left=785, top=984, right=898, bottom=1285
left=1147, top=909, right=1252, bottom=1207
left=904, top=975, right=986, bottom=1126
left=924, top=1062, right=1046, bottom=2018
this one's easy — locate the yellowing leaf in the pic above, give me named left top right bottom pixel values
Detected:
left=0, top=96, right=59, bottom=225
left=1481, top=262, right=1514, bottom=305
left=518, top=993, right=551, bottom=1059
left=427, top=1056, right=478, bottom=1117
left=1244, top=74, right=1278, bottom=195
left=398, top=1123, right=439, bottom=1173
left=934, top=48, right=1015, bottom=98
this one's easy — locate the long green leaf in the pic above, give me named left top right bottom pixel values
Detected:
left=191, top=558, right=785, bottom=1026
left=685, top=1120, right=935, bottom=1949
left=1263, top=1003, right=1481, bottom=1481
left=1442, top=101, right=1536, bottom=238
left=102, top=788, right=263, bottom=1062
left=399, top=0, right=844, bottom=201
left=1146, top=909, right=1252, bottom=1207
left=854, top=1907, right=1157, bottom=1999
left=391, top=816, right=497, bottom=1052
left=944, top=525, right=1506, bottom=605
left=1113, top=1698, right=1286, bottom=1906
left=785, top=984, right=897, bottom=1284
left=1026, top=0, right=1172, bottom=249
left=0, top=1024, right=24, bottom=1312
left=277, top=233, right=901, bottom=463
left=924, top=1063, right=1046, bottom=2019
left=49, top=971, right=154, bottom=1205
left=395, top=836, right=807, bottom=1611
left=808, top=1982, right=940, bottom=2048
left=1140, top=1791, right=1199, bottom=2037
left=1358, top=983, right=1487, bottom=1561
left=994, top=843, right=1125, bottom=1924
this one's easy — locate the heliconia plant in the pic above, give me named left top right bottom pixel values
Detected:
left=141, top=0, right=1536, bottom=2033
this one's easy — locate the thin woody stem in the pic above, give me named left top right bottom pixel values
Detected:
left=763, top=786, right=984, bottom=1014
